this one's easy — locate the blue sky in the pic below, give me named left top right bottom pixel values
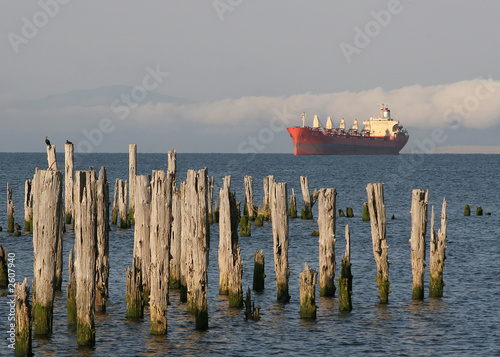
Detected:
left=2, top=1, right=500, bottom=153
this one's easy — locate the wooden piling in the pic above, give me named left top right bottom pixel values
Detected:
left=317, top=188, right=337, bottom=297
left=133, top=175, right=152, bottom=302
left=261, top=175, right=273, bottom=219
left=0, top=246, right=7, bottom=288
left=253, top=249, right=265, bottom=292
left=46, top=144, right=58, bottom=171
left=244, top=175, right=257, bottom=219
left=288, top=188, right=297, bottom=218
left=362, top=202, right=370, bottom=221
left=65, top=141, right=74, bottom=224
left=429, top=198, right=447, bottom=297
left=15, top=278, right=32, bottom=357
left=128, top=144, right=137, bottom=224
left=179, top=182, right=188, bottom=302
left=208, top=176, right=214, bottom=224
left=125, top=257, right=143, bottom=318
left=7, top=182, right=14, bottom=233
left=170, top=190, right=181, bottom=289
left=337, top=225, right=353, bottom=312
left=73, top=170, right=97, bottom=346
left=410, top=189, right=428, bottom=300
left=67, top=248, right=76, bottom=324
left=149, top=170, right=173, bottom=335
left=185, top=168, right=210, bottom=329
left=167, top=148, right=177, bottom=187
left=218, top=176, right=243, bottom=307
left=271, top=181, right=290, bottom=303
left=300, top=176, right=318, bottom=219
left=32, top=168, right=63, bottom=335
left=111, top=178, right=119, bottom=225
left=118, top=179, right=129, bottom=228
left=24, top=179, right=33, bottom=233
left=366, top=183, right=390, bottom=304
left=95, top=167, right=109, bottom=313
left=299, top=263, right=317, bottom=319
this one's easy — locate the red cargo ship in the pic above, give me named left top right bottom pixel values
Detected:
left=287, top=103, right=409, bottom=155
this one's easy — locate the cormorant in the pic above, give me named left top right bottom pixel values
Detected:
left=14, top=223, right=21, bottom=231
left=45, top=136, right=51, bottom=146
left=66, top=140, right=73, bottom=145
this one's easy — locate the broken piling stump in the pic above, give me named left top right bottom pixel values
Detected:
left=128, top=144, right=137, bottom=225
left=7, top=183, right=14, bottom=233
left=299, top=263, right=317, bottom=319
left=288, top=188, right=297, bottom=218
left=149, top=170, right=173, bottom=335
left=410, top=189, right=428, bottom=300
left=73, top=169, right=97, bottom=346
left=300, top=176, right=318, bottom=219
left=318, top=188, right=337, bottom=297
left=67, top=248, right=76, bottom=324
left=362, top=202, right=370, bottom=221
left=126, top=257, right=144, bottom=318
left=253, top=249, right=265, bottom=292
left=337, top=225, right=353, bottom=312
left=32, top=168, right=63, bottom=335
left=244, top=175, right=257, bottom=219
left=0, top=246, right=7, bottom=288
left=170, top=189, right=182, bottom=289
left=15, top=278, right=32, bottom=357
left=111, top=178, right=119, bottom=225
left=46, top=144, right=58, bottom=170
left=95, top=167, right=110, bottom=313
left=207, top=176, right=214, bottom=224
left=271, top=181, right=290, bottom=303
left=429, top=198, right=447, bottom=298
left=24, top=180, right=33, bottom=233
left=118, top=179, right=129, bottom=228
left=366, top=183, right=390, bottom=304
left=65, top=141, right=74, bottom=224
left=261, top=175, right=274, bottom=220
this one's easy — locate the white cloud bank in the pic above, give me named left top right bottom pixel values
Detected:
left=2, top=77, right=500, bottom=152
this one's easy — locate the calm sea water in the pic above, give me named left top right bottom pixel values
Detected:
left=0, top=153, right=499, bottom=356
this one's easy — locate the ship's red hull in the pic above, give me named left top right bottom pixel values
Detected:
left=287, top=127, right=409, bottom=155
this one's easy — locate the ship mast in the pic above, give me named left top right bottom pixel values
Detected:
left=302, top=112, right=306, bottom=128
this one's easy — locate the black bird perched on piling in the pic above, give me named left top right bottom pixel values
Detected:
left=14, top=223, right=21, bottom=231
left=45, top=136, right=51, bottom=146
left=66, top=140, right=73, bottom=145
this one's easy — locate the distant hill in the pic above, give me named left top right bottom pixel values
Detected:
left=16, top=85, right=192, bottom=110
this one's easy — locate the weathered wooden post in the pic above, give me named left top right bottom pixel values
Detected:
left=218, top=176, right=243, bottom=307
left=73, top=169, right=97, bottom=346
left=410, top=189, right=428, bottom=300
left=15, top=278, right=32, bottom=357
left=429, top=198, right=447, bottom=297
left=67, top=248, right=76, bottom=324
left=125, top=257, right=143, bottom=318
left=111, top=178, right=119, bottom=225
left=271, top=181, right=290, bottom=303
left=366, top=183, right=390, bottom=304
left=95, top=167, right=109, bottom=313
left=46, top=144, right=58, bottom=170
left=318, top=188, right=337, bottom=297
left=208, top=176, right=214, bottom=224
left=362, top=202, right=370, bottom=221
left=179, top=181, right=188, bottom=302
left=253, top=249, right=265, bottom=292
left=128, top=144, right=137, bottom=224
left=149, top=170, right=173, bottom=335
left=118, top=179, right=129, bottom=228
left=170, top=190, right=181, bottom=288
left=288, top=188, right=297, bottom=218
left=337, top=225, right=353, bottom=312
left=32, top=168, right=63, bottom=335
left=65, top=141, right=74, bottom=224
left=262, top=175, right=274, bottom=219
left=134, top=174, right=152, bottom=302
left=299, top=263, right=317, bottom=319
left=185, top=168, right=210, bottom=329
left=244, top=175, right=257, bottom=219
left=0, top=246, right=7, bottom=288
left=300, top=176, right=318, bottom=219
left=167, top=148, right=177, bottom=187
left=7, top=183, right=15, bottom=233
left=24, top=179, right=33, bottom=232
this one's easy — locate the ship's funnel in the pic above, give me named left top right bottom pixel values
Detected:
left=313, top=115, right=320, bottom=128
left=352, top=119, right=358, bottom=131
left=326, top=116, right=333, bottom=129
left=340, top=118, right=345, bottom=130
